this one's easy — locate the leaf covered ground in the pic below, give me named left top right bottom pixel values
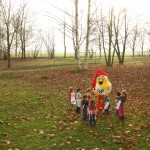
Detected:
left=0, top=59, right=150, bottom=150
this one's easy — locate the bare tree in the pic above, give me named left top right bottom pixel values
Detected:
left=0, top=22, right=4, bottom=60
left=88, top=47, right=94, bottom=59
left=95, top=6, right=103, bottom=59
left=42, top=30, right=55, bottom=59
left=32, top=30, right=43, bottom=59
left=18, top=3, right=33, bottom=60
left=71, top=12, right=86, bottom=60
left=139, top=29, right=145, bottom=56
left=113, top=9, right=130, bottom=64
left=98, top=33, right=102, bottom=58
left=84, top=0, right=91, bottom=69
left=72, top=24, right=76, bottom=57
left=44, top=0, right=88, bottom=69
left=128, top=21, right=139, bottom=57
left=0, top=0, right=3, bottom=60
left=107, top=8, right=115, bottom=66
left=0, top=0, right=20, bottom=67
left=146, top=22, right=150, bottom=55
left=0, top=29, right=2, bottom=59
left=13, top=12, right=21, bottom=58
left=63, top=18, right=67, bottom=58
left=75, top=0, right=81, bottom=70
left=96, top=6, right=115, bottom=66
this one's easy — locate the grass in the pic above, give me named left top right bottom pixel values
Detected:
left=0, top=57, right=150, bottom=150
left=0, top=56, right=150, bottom=71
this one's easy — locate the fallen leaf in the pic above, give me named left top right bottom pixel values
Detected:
left=5, top=140, right=11, bottom=145
left=128, top=124, right=133, bottom=127
left=66, top=141, right=71, bottom=144
left=124, top=130, right=131, bottom=134
left=74, top=121, right=78, bottom=124
left=52, top=143, right=57, bottom=146
left=76, top=139, right=81, bottom=142
left=39, top=130, right=44, bottom=134
left=93, top=148, right=100, bottom=150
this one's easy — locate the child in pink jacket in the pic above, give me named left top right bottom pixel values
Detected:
left=88, top=100, right=97, bottom=126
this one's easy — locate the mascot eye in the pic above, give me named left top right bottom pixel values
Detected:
left=98, top=77, right=101, bottom=80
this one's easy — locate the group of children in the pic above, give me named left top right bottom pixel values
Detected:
left=68, top=87, right=127, bottom=127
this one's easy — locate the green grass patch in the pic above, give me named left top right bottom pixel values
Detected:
left=0, top=58, right=150, bottom=149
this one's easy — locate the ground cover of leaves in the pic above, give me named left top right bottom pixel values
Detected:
left=0, top=63, right=150, bottom=150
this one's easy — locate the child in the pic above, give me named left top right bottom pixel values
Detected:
left=117, top=90, right=127, bottom=120
left=81, top=94, right=89, bottom=120
left=116, top=92, right=121, bottom=115
left=88, top=100, right=97, bottom=126
left=103, top=95, right=111, bottom=114
left=68, top=87, right=76, bottom=110
left=75, top=88, right=82, bottom=114
left=86, top=88, right=93, bottom=103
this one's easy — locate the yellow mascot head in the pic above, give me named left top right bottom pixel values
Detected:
left=92, top=69, right=112, bottom=95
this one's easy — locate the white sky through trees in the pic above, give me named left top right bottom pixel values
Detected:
left=7, top=0, right=150, bottom=53
left=29, top=0, right=150, bottom=27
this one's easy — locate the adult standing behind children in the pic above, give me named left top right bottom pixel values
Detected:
left=75, top=88, right=82, bottom=114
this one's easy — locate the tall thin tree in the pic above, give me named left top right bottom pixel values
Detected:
left=84, top=0, right=91, bottom=69
left=75, top=0, right=81, bottom=70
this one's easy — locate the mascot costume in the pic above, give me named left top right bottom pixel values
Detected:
left=92, top=69, right=112, bottom=112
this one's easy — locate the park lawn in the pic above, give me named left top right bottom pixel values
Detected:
left=0, top=56, right=150, bottom=72
left=0, top=58, right=150, bottom=150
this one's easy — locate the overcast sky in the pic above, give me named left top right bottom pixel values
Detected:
left=13, top=0, right=150, bottom=52
left=28, top=0, right=150, bottom=25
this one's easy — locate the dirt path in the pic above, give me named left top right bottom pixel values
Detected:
left=0, top=67, right=50, bottom=74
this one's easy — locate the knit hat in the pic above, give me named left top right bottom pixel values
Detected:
left=92, top=69, right=107, bottom=88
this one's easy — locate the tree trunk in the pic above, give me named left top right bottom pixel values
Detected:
left=84, top=0, right=91, bottom=70
left=64, top=45, right=66, bottom=59
left=15, top=32, right=18, bottom=58
left=0, top=50, right=2, bottom=60
left=98, top=34, right=102, bottom=58
left=63, top=21, right=66, bottom=59
left=7, top=46, right=10, bottom=68
left=141, top=44, right=144, bottom=56
left=75, top=0, right=81, bottom=70
left=108, top=24, right=112, bottom=66
left=7, top=26, right=11, bottom=68
left=111, top=49, right=115, bottom=66
left=74, top=50, right=77, bottom=59
left=132, top=41, right=135, bottom=58
left=133, top=50, right=135, bottom=58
